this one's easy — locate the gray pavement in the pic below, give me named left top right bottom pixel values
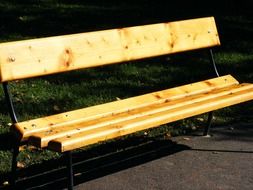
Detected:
left=75, top=123, right=253, bottom=190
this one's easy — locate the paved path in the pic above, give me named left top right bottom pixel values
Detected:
left=75, top=123, right=253, bottom=190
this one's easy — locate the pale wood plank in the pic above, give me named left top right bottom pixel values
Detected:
left=48, top=87, right=253, bottom=152
left=29, top=82, right=253, bottom=148
left=14, top=75, right=237, bottom=140
left=0, top=17, right=220, bottom=82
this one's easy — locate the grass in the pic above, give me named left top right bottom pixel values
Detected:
left=0, top=0, right=253, bottom=187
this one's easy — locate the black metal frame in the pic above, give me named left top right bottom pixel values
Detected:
left=203, top=49, right=220, bottom=136
left=2, top=82, right=18, bottom=123
left=209, top=49, right=220, bottom=78
left=2, top=82, right=20, bottom=188
left=2, top=82, right=75, bottom=189
left=66, top=151, right=74, bottom=190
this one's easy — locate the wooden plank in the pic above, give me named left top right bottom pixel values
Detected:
left=48, top=87, right=253, bottom=152
left=14, top=75, right=237, bottom=140
left=29, top=82, right=253, bottom=148
left=0, top=17, right=220, bottom=82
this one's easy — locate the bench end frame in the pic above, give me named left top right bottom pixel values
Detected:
left=204, top=48, right=220, bottom=136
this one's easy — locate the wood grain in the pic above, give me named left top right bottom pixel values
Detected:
left=0, top=17, right=220, bottom=82
left=30, top=82, right=253, bottom=148
left=14, top=75, right=237, bottom=140
left=48, top=85, right=253, bottom=152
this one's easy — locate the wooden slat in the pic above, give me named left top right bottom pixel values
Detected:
left=14, top=75, right=237, bottom=140
left=0, top=17, right=220, bottom=82
left=48, top=86, right=253, bottom=152
left=29, top=82, right=253, bottom=148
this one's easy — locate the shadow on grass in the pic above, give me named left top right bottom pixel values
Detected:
left=0, top=136, right=189, bottom=190
left=1, top=0, right=252, bottom=41
left=0, top=132, right=13, bottom=150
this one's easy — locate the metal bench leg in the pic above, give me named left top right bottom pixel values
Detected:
left=203, top=112, right=213, bottom=136
left=10, top=139, right=19, bottom=189
left=66, top=151, right=74, bottom=190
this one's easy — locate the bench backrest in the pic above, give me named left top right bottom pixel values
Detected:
left=0, top=17, right=220, bottom=82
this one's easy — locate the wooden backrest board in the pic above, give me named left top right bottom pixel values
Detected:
left=0, top=17, right=220, bottom=82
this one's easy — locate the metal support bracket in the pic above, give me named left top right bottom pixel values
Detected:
left=2, top=82, right=18, bottom=123
left=66, top=151, right=74, bottom=190
left=203, top=111, right=213, bottom=136
left=209, top=49, right=220, bottom=77
left=203, top=49, right=221, bottom=136
left=2, top=82, right=20, bottom=187
left=9, top=138, right=20, bottom=189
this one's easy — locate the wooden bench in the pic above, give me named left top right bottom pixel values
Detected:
left=1, top=17, right=253, bottom=189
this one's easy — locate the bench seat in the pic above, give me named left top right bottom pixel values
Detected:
left=14, top=75, right=253, bottom=152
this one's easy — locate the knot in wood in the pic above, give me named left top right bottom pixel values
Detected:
left=8, top=57, right=16, bottom=62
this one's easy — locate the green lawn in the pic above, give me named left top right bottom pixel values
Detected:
left=0, top=0, right=253, bottom=186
